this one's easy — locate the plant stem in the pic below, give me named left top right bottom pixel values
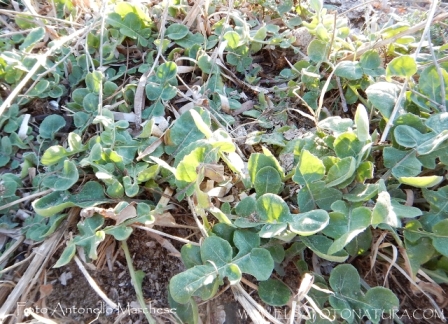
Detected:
left=121, top=240, right=157, bottom=324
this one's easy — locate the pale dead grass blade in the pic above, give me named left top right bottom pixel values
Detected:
left=0, top=236, right=25, bottom=266
left=0, top=250, right=35, bottom=275
left=340, top=12, right=448, bottom=62
left=187, top=196, right=208, bottom=238
left=378, top=243, right=398, bottom=286
left=23, top=307, right=58, bottom=324
left=377, top=251, right=446, bottom=321
left=0, top=189, right=53, bottom=212
left=134, top=2, right=169, bottom=129
left=134, top=225, right=200, bottom=246
left=231, top=283, right=284, bottom=324
left=73, top=255, right=118, bottom=309
left=0, top=9, right=84, bottom=27
left=369, top=231, right=387, bottom=272
left=0, top=208, right=78, bottom=321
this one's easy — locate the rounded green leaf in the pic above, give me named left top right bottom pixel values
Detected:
left=72, top=88, right=90, bottom=105
left=343, top=183, right=378, bottom=202
left=223, top=31, right=240, bottom=49
left=302, top=235, right=349, bottom=262
left=386, top=55, right=417, bottom=80
left=363, top=287, right=399, bottom=323
left=49, top=85, right=64, bottom=98
left=169, top=264, right=217, bottom=304
left=366, top=82, right=400, bottom=119
left=19, top=27, right=45, bottom=51
left=106, top=179, right=124, bottom=198
left=224, top=263, right=242, bottom=284
left=200, top=236, right=233, bottom=267
left=248, top=153, right=284, bottom=184
left=41, top=145, right=68, bottom=166
left=166, top=23, right=189, bottom=40
left=432, top=220, right=448, bottom=257
left=123, top=175, right=139, bottom=197
left=360, top=50, right=382, bottom=70
left=259, top=223, right=288, bottom=238
left=383, top=147, right=421, bottom=178
left=253, top=26, right=267, bottom=42
left=181, top=244, right=203, bottom=269
left=292, top=150, right=325, bottom=186
left=335, top=61, right=363, bottom=80
left=104, top=81, right=118, bottom=96
left=235, top=196, right=256, bottom=217
left=31, top=80, right=50, bottom=95
left=256, top=193, right=291, bottom=223
left=326, top=157, right=356, bottom=188
left=39, top=115, right=66, bottom=140
left=212, top=224, right=235, bottom=243
left=146, top=83, right=163, bottom=100
left=160, top=84, right=177, bottom=100
left=236, top=248, right=274, bottom=281
left=333, top=132, right=363, bottom=159
left=83, top=93, right=99, bottom=112
left=104, top=225, right=133, bottom=240
left=175, top=147, right=206, bottom=182
left=329, top=264, right=360, bottom=295
left=398, top=176, right=443, bottom=188
left=168, top=292, right=198, bottom=324
left=307, top=39, right=327, bottom=62
left=309, top=0, right=323, bottom=12
left=42, top=160, right=79, bottom=191
left=156, top=61, right=177, bottom=82
left=254, top=166, right=282, bottom=196
left=32, top=191, right=75, bottom=217
left=86, top=71, right=103, bottom=94
left=289, top=209, right=329, bottom=236
left=197, top=54, right=212, bottom=74
left=258, top=279, right=291, bottom=306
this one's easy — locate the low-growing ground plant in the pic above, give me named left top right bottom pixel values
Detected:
left=0, top=0, right=448, bottom=323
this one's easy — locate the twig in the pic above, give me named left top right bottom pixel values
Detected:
left=0, top=250, right=35, bottom=275
left=0, top=9, right=84, bottom=27
left=23, top=308, right=57, bottom=324
left=120, top=241, right=156, bottom=324
left=340, top=12, right=448, bottom=62
left=134, top=225, right=200, bottom=246
left=336, top=76, right=348, bottom=112
left=317, top=61, right=341, bottom=122
left=73, top=255, right=118, bottom=309
left=409, top=88, right=446, bottom=112
left=187, top=196, right=209, bottom=238
left=380, top=0, right=440, bottom=143
left=0, top=189, right=53, bottom=211
left=0, top=236, right=25, bottom=265
left=0, top=15, right=18, bottom=32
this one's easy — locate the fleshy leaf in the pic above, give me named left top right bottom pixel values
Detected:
left=258, top=279, right=291, bottom=306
